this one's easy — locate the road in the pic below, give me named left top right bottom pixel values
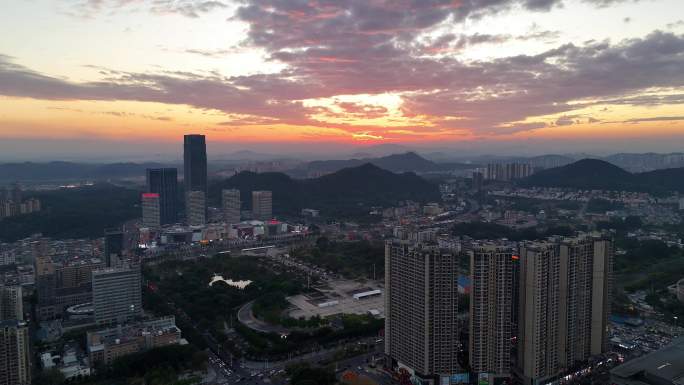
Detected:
left=144, top=233, right=316, bottom=263
left=237, top=301, right=289, bottom=335
left=204, top=342, right=393, bottom=385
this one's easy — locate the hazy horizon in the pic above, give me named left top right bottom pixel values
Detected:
left=2, top=136, right=684, bottom=163
left=1, top=0, right=683, bottom=158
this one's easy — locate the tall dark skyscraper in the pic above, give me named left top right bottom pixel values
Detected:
left=183, top=135, right=207, bottom=194
left=104, top=228, right=124, bottom=268
left=146, top=168, right=178, bottom=225
left=183, top=135, right=207, bottom=222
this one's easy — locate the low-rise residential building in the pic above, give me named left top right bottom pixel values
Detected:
left=87, top=316, right=184, bottom=366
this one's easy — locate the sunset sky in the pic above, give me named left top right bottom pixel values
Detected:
left=1, top=0, right=683, bottom=160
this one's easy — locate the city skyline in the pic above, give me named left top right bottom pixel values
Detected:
left=0, top=3, right=683, bottom=383
left=1, top=0, right=683, bottom=160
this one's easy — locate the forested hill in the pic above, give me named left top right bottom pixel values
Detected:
left=210, top=163, right=441, bottom=216
left=521, top=159, right=684, bottom=193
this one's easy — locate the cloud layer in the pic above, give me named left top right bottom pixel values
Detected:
left=2, top=0, right=683, bottom=142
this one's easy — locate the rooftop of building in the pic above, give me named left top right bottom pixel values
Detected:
left=611, top=337, right=684, bottom=385
left=87, top=317, right=179, bottom=348
left=0, top=319, right=27, bottom=328
left=92, top=264, right=139, bottom=275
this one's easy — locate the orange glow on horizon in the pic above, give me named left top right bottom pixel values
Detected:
left=1, top=96, right=683, bottom=146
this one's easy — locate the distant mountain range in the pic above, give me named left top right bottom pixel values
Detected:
left=290, top=152, right=476, bottom=176
left=521, top=159, right=684, bottom=193
left=457, top=152, right=684, bottom=172
left=209, top=163, right=441, bottom=216
left=3, top=151, right=683, bottom=183
left=602, top=153, right=684, bottom=172
left=0, top=161, right=171, bottom=182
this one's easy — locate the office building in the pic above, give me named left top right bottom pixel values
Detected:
left=183, top=134, right=207, bottom=222
left=103, top=228, right=124, bottom=268
left=0, top=320, right=30, bottom=385
left=92, top=265, right=142, bottom=326
left=385, top=240, right=459, bottom=384
left=141, top=193, right=161, bottom=229
left=146, top=168, right=178, bottom=225
left=516, top=234, right=613, bottom=385
left=186, top=190, right=206, bottom=225
left=252, top=190, right=272, bottom=220
left=470, top=243, right=514, bottom=380
left=222, top=189, right=241, bottom=224
left=0, top=286, right=23, bottom=321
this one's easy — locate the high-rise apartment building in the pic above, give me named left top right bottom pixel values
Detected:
left=92, top=265, right=142, bottom=326
left=186, top=190, right=206, bottom=225
left=472, top=171, right=484, bottom=193
left=146, top=168, right=178, bottom=225
left=511, top=252, right=521, bottom=339
left=385, top=240, right=460, bottom=384
left=485, top=163, right=534, bottom=181
left=222, top=189, right=241, bottom=224
left=2, top=183, right=23, bottom=203
left=0, top=286, right=23, bottom=321
left=470, top=243, right=514, bottom=381
left=0, top=320, right=31, bottom=385
left=141, top=193, right=161, bottom=229
left=516, top=234, right=613, bottom=385
left=517, top=241, right=561, bottom=385
left=183, top=134, right=207, bottom=223
left=558, top=235, right=613, bottom=368
left=252, top=190, right=272, bottom=220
